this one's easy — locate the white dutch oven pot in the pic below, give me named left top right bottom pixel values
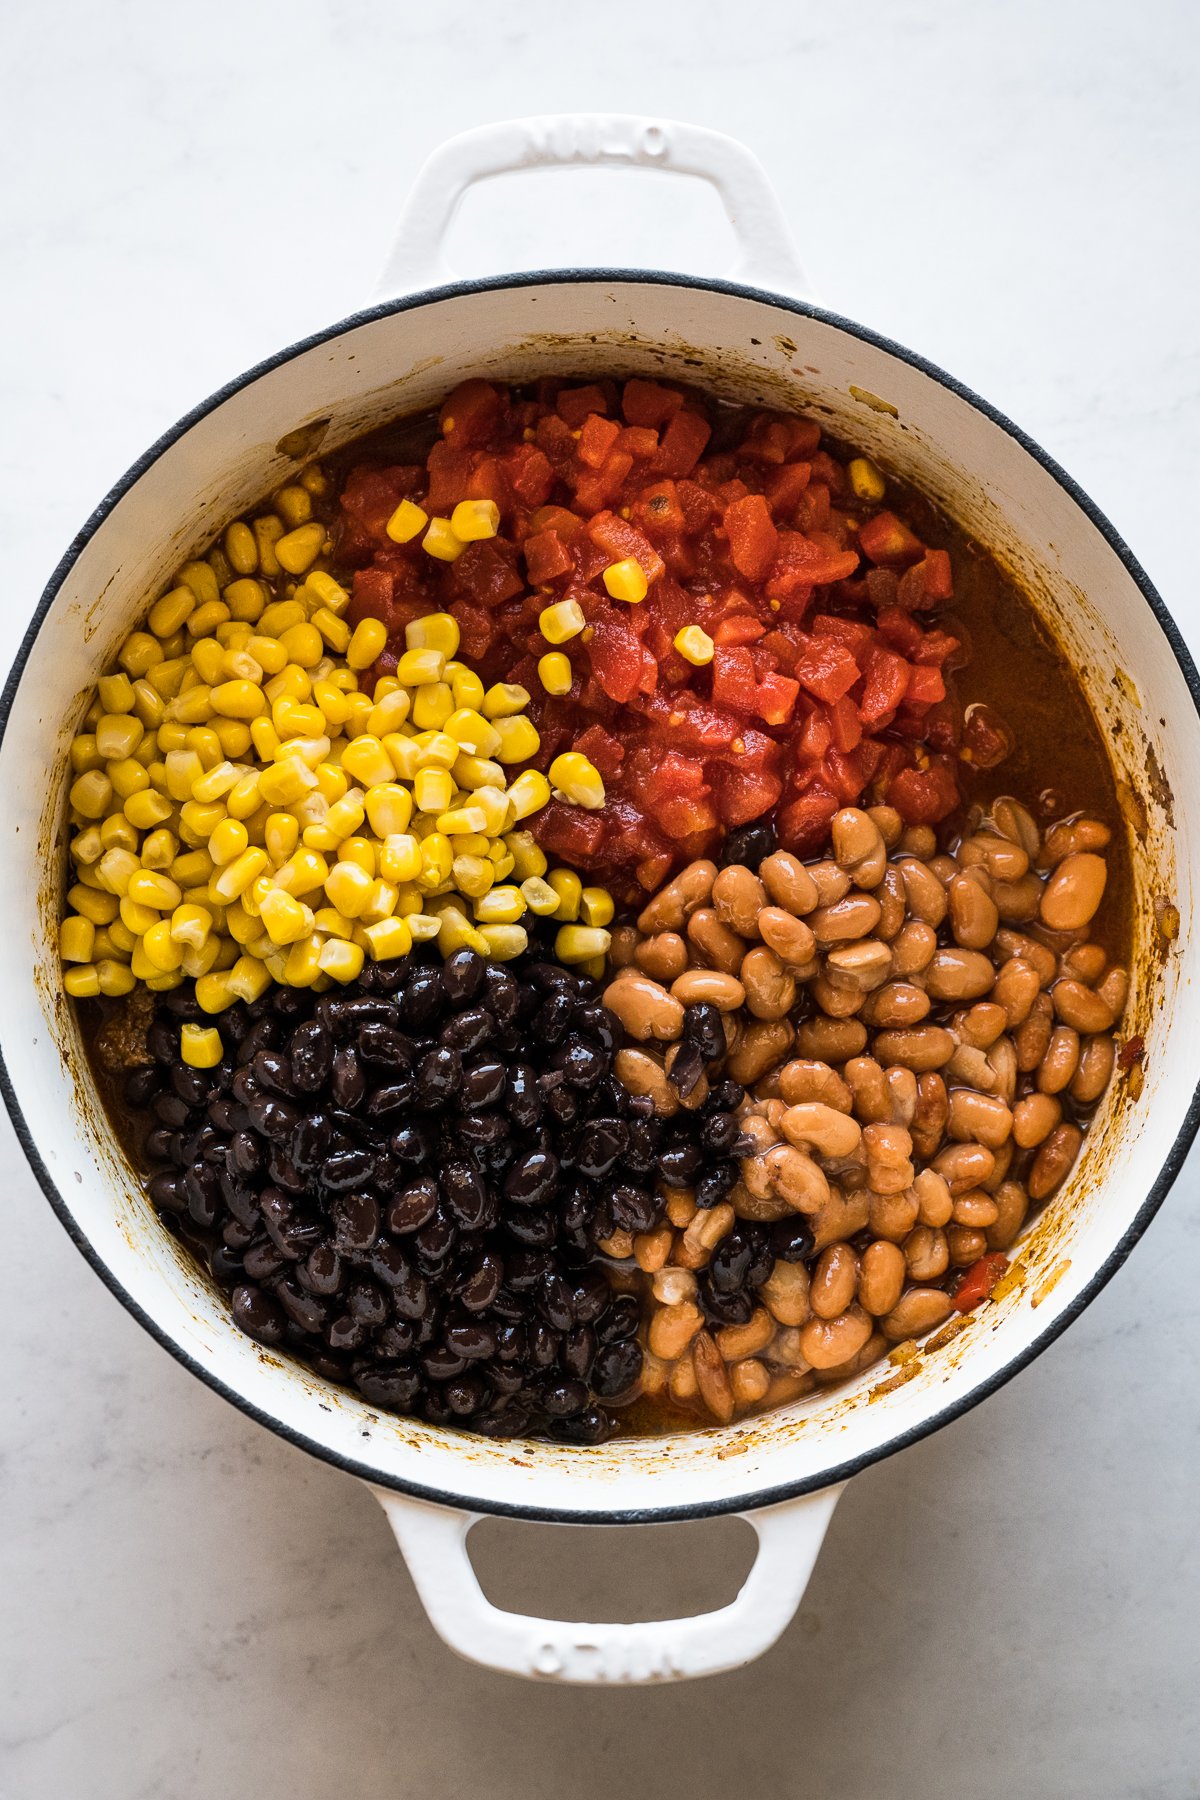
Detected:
left=3, top=116, right=1197, bottom=1685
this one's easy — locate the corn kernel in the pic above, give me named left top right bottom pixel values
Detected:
left=70, top=769, right=113, bottom=819
left=275, top=521, right=325, bottom=575
left=539, top=599, right=586, bottom=644
left=506, top=831, right=547, bottom=880
left=385, top=499, right=428, bottom=544
left=532, top=651, right=571, bottom=701
left=441, top=708, right=497, bottom=759
left=411, top=680, right=454, bottom=731
left=185, top=602, right=230, bottom=640
left=176, top=560, right=221, bottom=608
left=170, top=849, right=215, bottom=888
left=127, top=869, right=182, bottom=911
left=549, top=868, right=583, bottom=920
left=123, top=790, right=173, bottom=833
left=474, top=884, right=525, bottom=923
left=146, top=658, right=189, bottom=701
left=848, top=456, right=886, bottom=503
left=363, top=783, right=412, bottom=837
left=96, top=848, right=139, bottom=896
left=258, top=887, right=310, bottom=946
left=580, top=886, right=615, bottom=928
left=118, top=632, right=161, bottom=677
left=273, top=848, right=330, bottom=895
left=228, top=956, right=274, bottom=1004
left=469, top=785, right=511, bottom=834
left=339, top=836, right=375, bottom=875
left=453, top=854, right=494, bottom=899
left=422, top=516, right=465, bottom=562
left=478, top=683, right=527, bottom=722
left=209, top=678, right=266, bottom=721
left=141, top=828, right=178, bottom=870
left=519, top=875, right=560, bottom=916
left=434, top=906, right=488, bottom=956
left=318, top=938, right=366, bottom=982
left=168, top=904, right=211, bottom=950
left=378, top=834, right=419, bottom=883
left=478, top=923, right=528, bottom=961
left=395, top=647, right=446, bottom=687
left=99, top=814, right=138, bottom=854
left=406, top=913, right=441, bottom=942
left=450, top=497, right=500, bottom=542
left=548, top=751, right=605, bottom=810
left=493, top=716, right=540, bottom=763
left=64, top=964, right=101, bottom=998
left=209, top=818, right=249, bottom=866
left=131, top=680, right=166, bottom=730
left=211, top=847, right=268, bottom=902
left=418, top=833, right=452, bottom=889
left=674, top=624, right=715, bottom=666
left=303, top=571, right=351, bottom=618
left=225, top=772, right=262, bottom=820
left=67, top=884, right=118, bottom=925
left=360, top=878, right=399, bottom=924
left=69, top=735, right=104, bottom=776
left=59, top=915, right=96, bottom=962
left=191, top=637, right=226, bottom=686
left=603, top=557, right=648, bottom=603
left=356, top=916, right=410, bottom=961
left=97, top=673, right=136, bottom=715
left=344, top=617, right=387, bottom=671
left=413, top=766, right=453, bottom=813
left=70, top=827, right=104, bottom=867
left=257, top=756, right=317, bottom=806
left=108, top=757, right=150, bottom=800
left=556, top=923, right=612, bottom=963
left=140, top=919, right=184, bottom=971
left=97, top=960, right=137, bottom=996
left=279, top=622, right=324, bottom=669
left=450, top=752, right=502, bottom=792
left=436, top=805, right=488, bottom=836
left=223, top=520, right=257, bottom=575
left=177, top=1020, right=223, bottom=1069
left=406, top=612, right=461, bottom=657
left=324, top=860, right=372, bottom=917
left=275, top=483, right=312, bottom=528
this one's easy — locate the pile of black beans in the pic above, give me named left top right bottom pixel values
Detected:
left=129, top=947, right=746, bottom=1443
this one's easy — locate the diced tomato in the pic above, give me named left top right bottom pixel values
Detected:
left=712, top=615, right=766, bottom=647
left=793, top=637, right=861, bottom=704
left=823, top=746, right=868, bottom=803
left=440, top=379, right=504, bottom=446
left=724, top=494, right=779, bottom=582
left=756, top=670, right=800, bottom=725
left=346, top=566, right=397, bottom=627
left=447, top=602, right=495, bottom=663
left=953, top=1253, right=1010, bottom=1313
left=587, top=612, right=644, bottom=703
left=556, top=384, right=610, bottom=428
left=586, top=511, right=666, bottom=585
left=425, top=440, right=475, bottom=513
left=533, top=799, right=609, bottom=862
left=829, top=693, right=863, bottom=753
left=765, top=461, right=812, bottom=516
left=578, top=412, right=621, bottom=469
left=858, top=646, right=910, bottom=726
left=573, top=722, right=625, bottom=779
left=523, top=528, right=574, bottom=585
left=767, top=530, right=859, bottom=593
left=450, top=539, right=524, bottom=608
left=708, top=755, right=784, bottom=827
left=622, top=378, right=684, bottom=428
left=904, top=664, right=946, bottom=709
left=632, top=481, right=687, bottom=539
left=809, top=613, right=875, bottom=658
left=710, top=645, right=761, bottom=715
left=776, top=786, right=840, bottom=854
left=654, top=409, right=712, bottom=477
left=338, top=465, right=425, bottom=554
left=921, top=548, right=954, bottom=600
left=616, top=425, right=660, bottom=461
left=886, top=756, right=961, bottom=825
left=574, top=450, right=635, bottom=512
left=875, top=606, right=925, bottom=656
left=858, top=510, right=926, bottom=567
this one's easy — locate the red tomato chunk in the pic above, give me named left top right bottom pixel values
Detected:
left=334, top=377, right=978, bottom=896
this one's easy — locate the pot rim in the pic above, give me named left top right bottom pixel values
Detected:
left=5, top=266, right=1199, bottom=1524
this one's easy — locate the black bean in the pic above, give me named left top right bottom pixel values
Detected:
left=387, top=1179, right=440, bottom=1235
left=624, top=1119, right=661, bottom=1173
left=232, top=1283, right=286, bottom=1344
left=769, top=1218, right=816, bottom=1262
left=327, top=1314, right=368, bottom=1352
left=457, top=1112, right=510, bottom=1147
left=700, top=1110, right=740, bottom=1154
left=535, top=989, right=575, bottom=1044
left=460, top=1059, right=506, bottom=1109
left=608, top=1184, right=660, bottom=1234
left=252, top=1049, right=297, bottom=1098
left=527, top=1321, right=560, bottom=1369
left=243, top=1238, right=287, bottom=1280
left=355, top=1364, right=421, bottom=1409
left=414, top=1045, right=461, bottom=1109
left=481, top=965, right=520, bottom=1026
left=290, top=1111, right=332, bottom=1171
left=700, top=1281, right=753, bottom=1327
left=210, top=1245, right=244, bottom=1289
left=275, top=1278, right=328, bottom=1334
left=504, top=1149, right=560, bottom=1207
left=124, top=1065, right=161, bottom=1107
left=536, top=1269, right=576, bottom=1331
left=330, top=1190, right=380, bottom=1252
left=357, top=1021, right=414, bottom=1068
left=695, top=1163, right=738, bottom=1209
left=561, top=1323, right=597, bottom=1380
left=504, top=1207, right=560, bottom=1248
left=591, top=1337, right=643, bottom=1397
left=288, top=1019, right=332, bottom=1093
left=542, top=1379, right=589, bottom=1418
left=553, top=1407, right=613, bottom=1445
left=346, top=1278, right=388, bottom=1326
left=440, top=1006, right=494, bottom=1054
left=442, top=949, right=486, bottom=1004
left=390, top=1121, right=433, bottom=1164
left=320, top=1147, right=375, bottom=1192
left=247, top=1093, right=300, bottom=1143
left=597, top=1293, right=641, bottom=1342
left=709, top=1231, right=753, bottom=1293
left=575, top=1004, right=617, bottom=1051
left=458, top=1250, right=503, bottom=1313
left=667, top=1042, right=707, bottom=1098
left=148, top=1171, right=186, bottom=1214
left=444, top=1319, right=497, bottom=1361
left=144, top=1126, right=176, bottom=1164
left=184, top=1165, right=222, bottom=1230
left=375, top=1320, right=416, bottom=1358
left=330, top=1045, right=366, bottom=1108
left=507, top=1062, right=542, bottom=1129
left=657, top=1142, right=704, bottom=1187
left=153, top=1092, right=192, bottom=1130
left=398, top=966, right=444, bottom=1029
left=720, top=821, right=776, bottom=868
left=444, top=1374, right=486, bottom=1416
left=422, top=1346, right=468, bottom=1382
left=301, top=1242, right=344, bottom=1295
left=440, top=1163, right=491, bottom=1231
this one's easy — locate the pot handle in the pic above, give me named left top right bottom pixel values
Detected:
left=370, top=1481, right=843, bottom=1684
left=372, top=114, right=812, bottom=303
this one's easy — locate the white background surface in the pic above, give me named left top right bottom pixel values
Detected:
left=2, top=2, right=1199, bottom=1795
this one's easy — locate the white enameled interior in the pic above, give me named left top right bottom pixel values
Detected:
left=4, top=278, right=1194, bottom=1518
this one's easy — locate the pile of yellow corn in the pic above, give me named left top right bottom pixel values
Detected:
left=59, top=473, right=614, bottom=1012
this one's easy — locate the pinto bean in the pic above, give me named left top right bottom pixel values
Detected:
left=1070, top=1033, right=1116, bottom=1105
left=670, top=969, right=746, bottom=1010
left=993, top=874, right=1043, bottom=922
left=634, top=931, right=689, bottom=982
left=913, top=1166, right=954, bottom=1227
left=948, top=872, right=1000, bottom=949
left=1028, top=1123, right=1084, bottom=1200
left=687, top=907, right=747, bottom=974
left=948, top=1224, right=988, bottom=1265
left=844, top=1056, right=891, bottom=1123
left=952, top=1190, right=1000, bottom=1228
left=763, top=1143, right=830, bottom=1213
left=868, top=1186, right=921, bottom=1244
left=613, top=1047, right=679, bottom=1115
left=603, top=972, right=684, bottom=1042
left=1036, top=1024, right=1081, bottom=1093
left=832, top=807, right=887, bottom=887
left=1016, top=992, right=1055, bottom=1072
left=933, top=1140, right=996, bottom=1193
left=636, top=860, right=716, bottom=933
left=740, top=946, right=798, bottom=1020
left=858, top=1240, right=906, bottom=1316
left=903, top=1224, right=950, bottom=1282
left=799, top=1303, right=873, bottom=1369
left=810, top=974, right=866, bottom=1018
left=1062, top=941, right=1108, bottom=985
left=781, top=1102, right=863, bottom=1159
left=982, top=1138, right=1013, bottom=1191
left=860, top=982, right=932, bottom=1028
left=759, top=850, right=820, bottom=915
left=809, top=1183, right=871, bottom=1252
left=872, top=1025, right=955, bottom=1073
left=757, top=907, right=817, bottom=967
left=887, top=923, right=935, bottom=984
left=986, top=1179, right=1029, bottom=1250
left=947, top=1089, right=1013, bottom=1148
left=899, top=824, right=938, bottom=859
left=715, top=1306, right=775, bottom=1363
left=925, top=948, right=997, bottom=1002
left=725, top=1019, right=794, bottom=1085
left=809, top=894, right=883, bottom=946
left=810, top=1242, right=860, bottom=1319
left=881, top=1287, right=953, bottom=1341
left=824, top=939, right=894, bottom=992
left=692, top=1331, right=736, bottom=1423
left=1040, top=816, right=1111, bottom=868
left=898, top=856, right=948, bottom=926
left=885, top=1065, right=918, bottom=1125
left=1097, top=966, right=1129, bottom=1019
left=990, top=797, right=1041, bottom=859
left=987, top=1035, right=1018, bottom=1104
left=710, top=864, right=768, bottom=938
left=608, top=924, right=640, bottom=967
left=868, top=803, right=904, bottom=848
left=793, top=1015, right=869, bottom=1063
left=779, top=1059, right=853, bottom=1112
left=648, top=1301, right=704, bottom=1360
left=991, top=957, right=1042, bottom=1028
left=730, top=1359, right=771, bottom=1406
left=1012, top=1091, right=1062, bottom=1148
left=957, top=1001, right=1008, bottom=1049
left=758, top=1261, right=813, bottom=1332
left=863, top=1121, right=914, bottom=1195
left=960, top=828, right=1032, bottom=880
left=911, top=1071, right=949, bottom=1160
left=995, top=929, right=1058, bottom=986
left=1051, top=979, right=1116, bottom=1036
left=877, top=867, right=908, bottom=940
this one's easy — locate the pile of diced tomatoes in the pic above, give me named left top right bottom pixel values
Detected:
left=338, top=376, right=971, bottom=895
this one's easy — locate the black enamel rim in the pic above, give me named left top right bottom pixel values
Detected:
left=4, top=268, right=1198, bottom=1526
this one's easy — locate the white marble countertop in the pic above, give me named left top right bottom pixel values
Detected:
left=3, top=1, right=1199, bottom=1794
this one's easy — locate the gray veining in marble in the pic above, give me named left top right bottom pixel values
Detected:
left=2, top=1, right=1198, bottom=1795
